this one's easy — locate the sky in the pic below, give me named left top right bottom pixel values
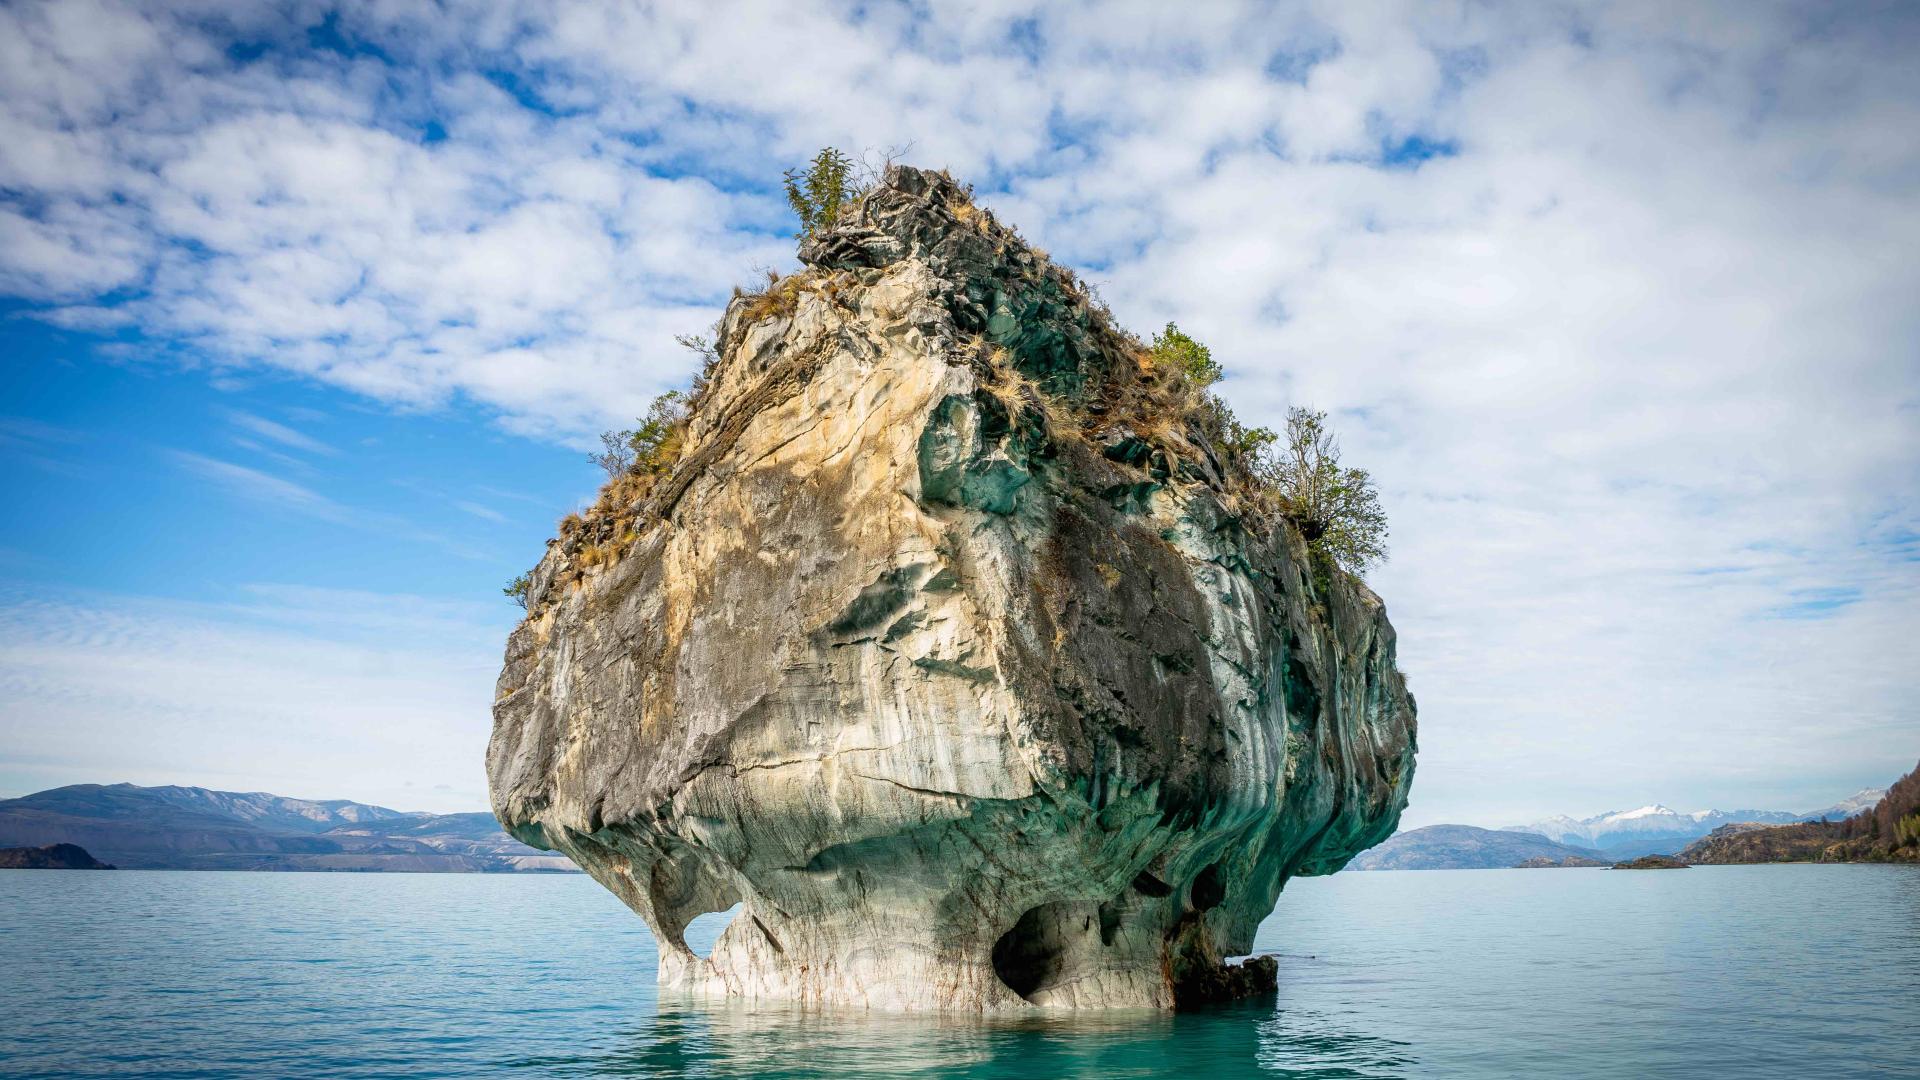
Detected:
left=1, top=1, right=1916, bottom=826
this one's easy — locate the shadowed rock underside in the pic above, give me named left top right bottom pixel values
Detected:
left=488, top=166, right=1417, bottom=1010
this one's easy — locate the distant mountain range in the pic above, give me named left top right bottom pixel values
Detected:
left=1501, top=789, right=1887, bottom=859
left=1348, top=782, right=1894, bottom=870
left=1347, top=825, right=1610, bottom=871
left=0, top=783, right=575, bottom=872
left=1682, top=761, right=1920, bottom=865
left=12, top=779, right=1888, bottom=874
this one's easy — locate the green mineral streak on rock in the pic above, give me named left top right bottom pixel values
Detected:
left=916, top=392, right=1037, bottom=515
left=986, top=292, right=1019, bottom=341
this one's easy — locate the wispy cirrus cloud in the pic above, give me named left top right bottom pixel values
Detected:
left=452, top=499, right=508, bottom=524
left=168, top=449, right=493, bottom=560
left=169, top=449, right=343, bottom=518
left=0, top=416, right=90, bottom=478
left=224, top=409, right=336, bottom=456
left=0, top=417, right=87, bottom=448
left=0, top=581, right=508, bottom=811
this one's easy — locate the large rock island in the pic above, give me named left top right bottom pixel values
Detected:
left=488, top=166, right=1417, bottom=1010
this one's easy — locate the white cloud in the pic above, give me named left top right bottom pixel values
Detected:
left=168, top=449, right=493, bottom=559
left=170, top=449, right=344, bottom=517
left=452, top=500, right=509, bottom=524
left=1, top=1, right=1916, bottom=823
left=0, top=583, right=509, bottom=812
left=225, top=410, right=336, bottom=456
left=0, top=416, right=92, bottom=478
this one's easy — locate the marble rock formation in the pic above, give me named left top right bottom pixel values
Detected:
left=488, top=166, right=1417, bottom=1010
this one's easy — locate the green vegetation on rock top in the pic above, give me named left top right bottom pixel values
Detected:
left=509, top=151, right=1393, bottom=608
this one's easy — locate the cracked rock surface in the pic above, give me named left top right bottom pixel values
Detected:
left=488, top=166, right=1417, bottom=1011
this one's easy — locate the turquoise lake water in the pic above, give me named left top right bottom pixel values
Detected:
left=1, top=864, right=1914, bottom=1078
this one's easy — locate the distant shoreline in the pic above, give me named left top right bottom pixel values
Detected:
left=0, top=783, right=576, bottom=874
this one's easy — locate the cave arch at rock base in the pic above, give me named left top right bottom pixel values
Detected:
left=991, top=902, right=1074, bottom=1001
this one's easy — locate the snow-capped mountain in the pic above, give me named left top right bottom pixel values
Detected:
left=1502, top=789, right=1887, bottom=859
left=1800, top=788, right=1887, bottom=822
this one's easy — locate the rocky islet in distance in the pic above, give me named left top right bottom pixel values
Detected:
left=488, top=166, right=1418, bottom=1010
left=1610, top=854, right=1689, bottom=870
left=0, top=843, right=114, bottom=870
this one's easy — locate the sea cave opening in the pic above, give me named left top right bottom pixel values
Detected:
left=991, top=901, right=1072, bottom=1001
left=681, top=903, right=742, bottom=959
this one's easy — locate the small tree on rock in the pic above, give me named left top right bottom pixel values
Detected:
left=1266, top=407, right=1388, bottom=572
left=503, top=572, right=533, bottom=610
left=591, top=391, right=690, bottom=480
left=784, top=148, right=857, bottom=237
left=590, top=429, right=635, bottom=477
left=676, top=332, right=722, bottom=396
left=1148, top=322, right=1223, bottom=386
left=629, top=390, right=687, bottom=472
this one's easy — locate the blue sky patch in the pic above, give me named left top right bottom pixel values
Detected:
left=1766, top=586, right=1864, bottom=620
left=1379, top=134, right=1459, bottom=169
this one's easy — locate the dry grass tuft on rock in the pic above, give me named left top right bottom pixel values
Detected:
left=737, top=270, right=808, bottom=324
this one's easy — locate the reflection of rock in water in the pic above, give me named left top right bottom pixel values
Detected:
left=488, top=166, right=1417, bottom=1010
left=571, top=998, right=1415, bottom=1078
left=617, top=999, right=1195, bottom=1078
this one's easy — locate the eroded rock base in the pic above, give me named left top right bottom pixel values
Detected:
left=1172, top=955, right=1279, bottom=1009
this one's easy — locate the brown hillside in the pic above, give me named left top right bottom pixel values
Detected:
left=1682, top=759, right=1920, bottom=864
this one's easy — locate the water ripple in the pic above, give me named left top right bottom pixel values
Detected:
left=0, top=865, right=1914, bottom=1078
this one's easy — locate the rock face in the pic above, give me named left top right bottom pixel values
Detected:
left=488, top=167, right=1418, bottom=1010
